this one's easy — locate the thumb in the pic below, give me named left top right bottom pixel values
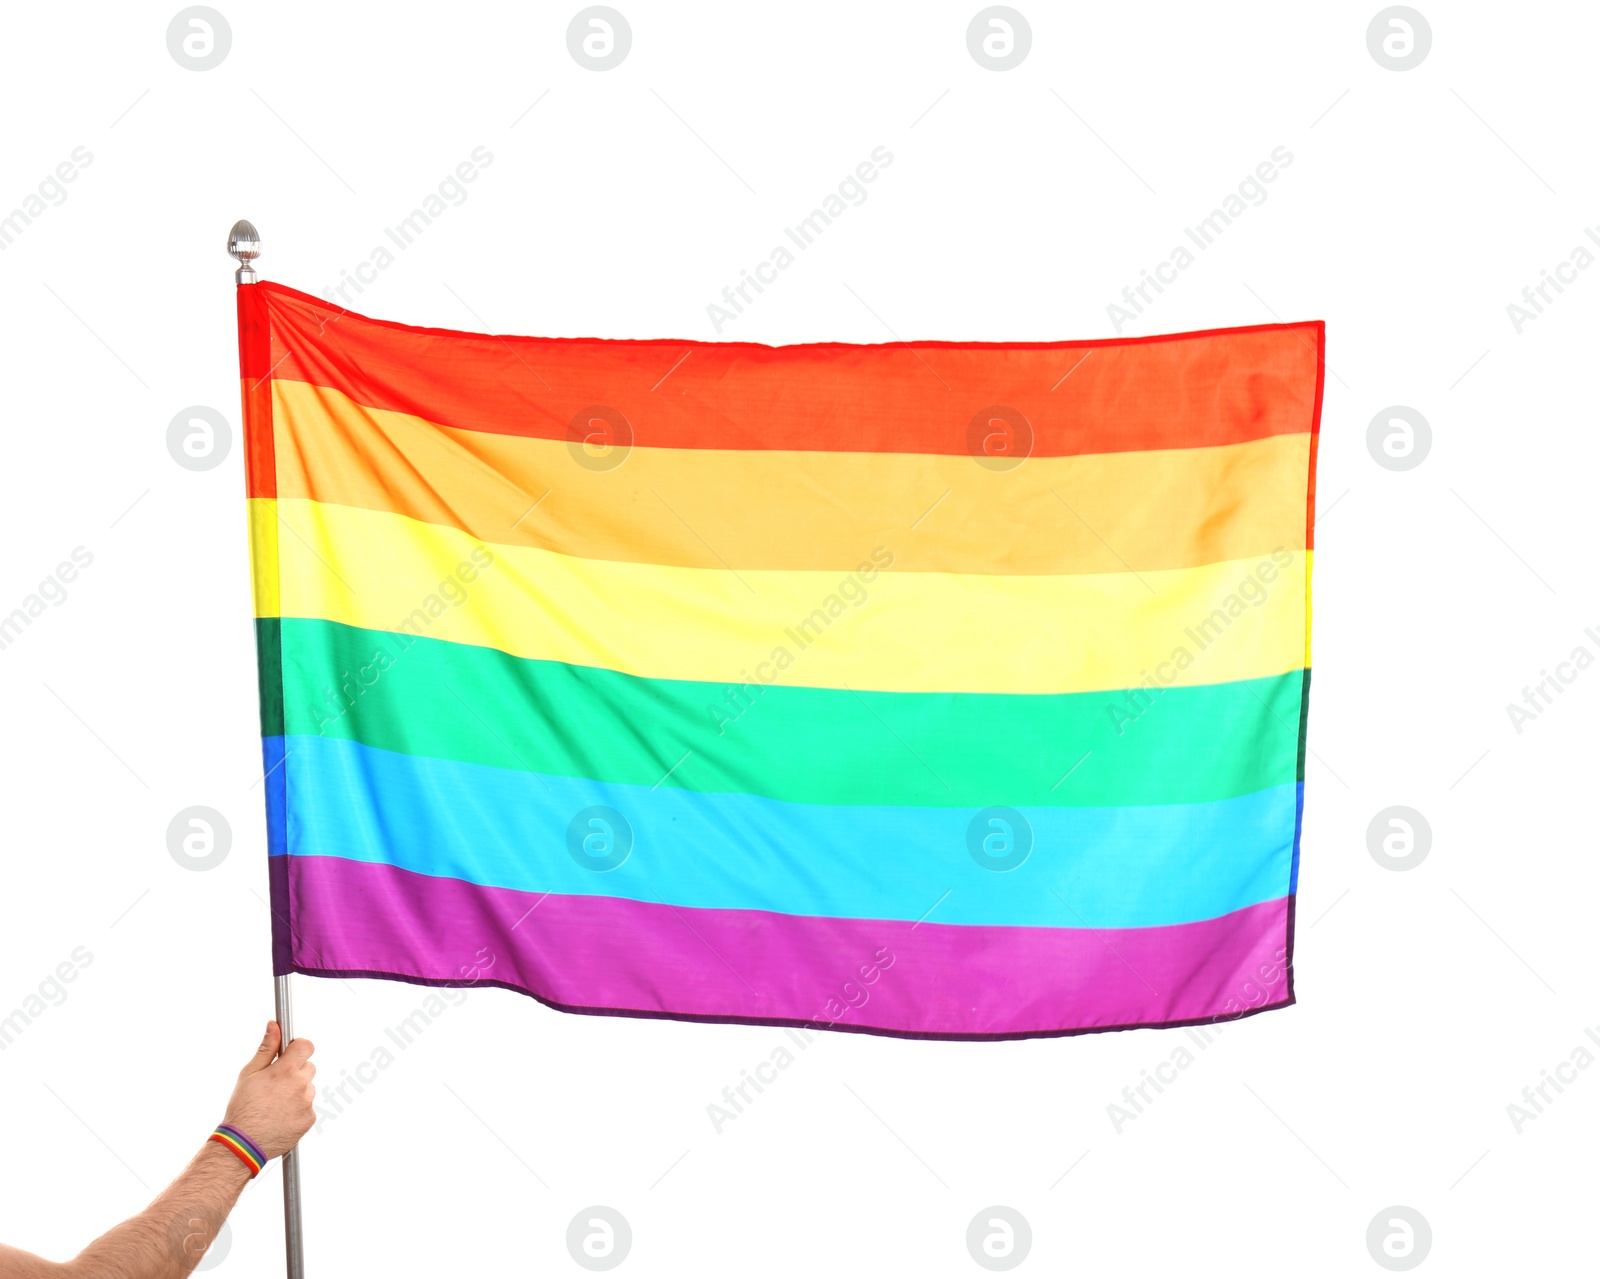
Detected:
left=241, top=1020, right=282, bottom=1075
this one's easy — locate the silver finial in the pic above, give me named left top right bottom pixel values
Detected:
left=228, top=219, right=261, bottom=284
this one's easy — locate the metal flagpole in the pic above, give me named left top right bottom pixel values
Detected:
left=273, top=974, right=306, bottom=1278
left=229, top=219, right=307, bottom=1279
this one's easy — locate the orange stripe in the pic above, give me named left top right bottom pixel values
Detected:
left=271, top=379, right=1312, bottom=573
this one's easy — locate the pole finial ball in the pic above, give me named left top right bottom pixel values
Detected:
left=228, top=220, right=261, bottom=261
left=228, top=220, right=261, bottom=282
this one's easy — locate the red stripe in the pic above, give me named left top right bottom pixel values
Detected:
left=1305, top=321, right=1326, bottom=551
left=258, top=281, right=1322, bottom=458
left=237, top=285, right=275, bottom=499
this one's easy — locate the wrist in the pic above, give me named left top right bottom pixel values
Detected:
left=200, top=1137, right=256, bottom=1187
left=208, top=1123, right=269, bottom=1178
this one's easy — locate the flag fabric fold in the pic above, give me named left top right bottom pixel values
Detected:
left=239, top=281, right=1321, bottom=1040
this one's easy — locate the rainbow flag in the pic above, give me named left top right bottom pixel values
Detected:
left=239, top=282, right=1321, bottom=1040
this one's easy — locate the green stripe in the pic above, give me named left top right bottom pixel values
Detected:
left=1296, top=666, right=1312, bottom=785
left=256, top=616, right=284, bottom=737
left=265, top=617, right=1304, bottom=809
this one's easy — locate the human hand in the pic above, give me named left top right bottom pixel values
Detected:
left=220, top=1021, right=316, bottom=1160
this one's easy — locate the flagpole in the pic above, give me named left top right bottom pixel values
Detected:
left=273, top=974, right=306, bottom=1278
left=229, top=219, right=307, bottom=1279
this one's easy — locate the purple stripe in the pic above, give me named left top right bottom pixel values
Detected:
left=284, top=856, right=1294, bottom=1040
left=267, top=849, right=292, bottom=976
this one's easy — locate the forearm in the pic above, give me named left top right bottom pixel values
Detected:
left=2, top=1023, right=312, bottom=1279
left=66, top=1141, right=253, bottom=1279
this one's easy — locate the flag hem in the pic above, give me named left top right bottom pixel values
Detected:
left=260, top=278, right=1323, bottom=355
left=280, top=926, right=1298, bottom=1044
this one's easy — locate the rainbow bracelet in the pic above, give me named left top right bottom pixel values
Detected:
left=209, top=1124, right=267, bottom=1177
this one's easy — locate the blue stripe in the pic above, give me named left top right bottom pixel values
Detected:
left=1289, top=780, right=1304, bottom=896
left=267, top=735, right=1298, bottom=929
left=262, top=737, right=287, bottom=865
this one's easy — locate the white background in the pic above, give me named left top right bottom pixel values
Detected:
left=1, top=2, right=1595, bottom=1275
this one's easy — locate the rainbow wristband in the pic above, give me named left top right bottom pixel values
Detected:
left=209, top=1125, right=267, bottom=1177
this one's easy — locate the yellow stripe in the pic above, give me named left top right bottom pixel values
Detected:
left=255, top=497, right=1309, bottom=695
left=271, top=379, right=1313, bottom=574
left=247, top=497, right=280, bottom=616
